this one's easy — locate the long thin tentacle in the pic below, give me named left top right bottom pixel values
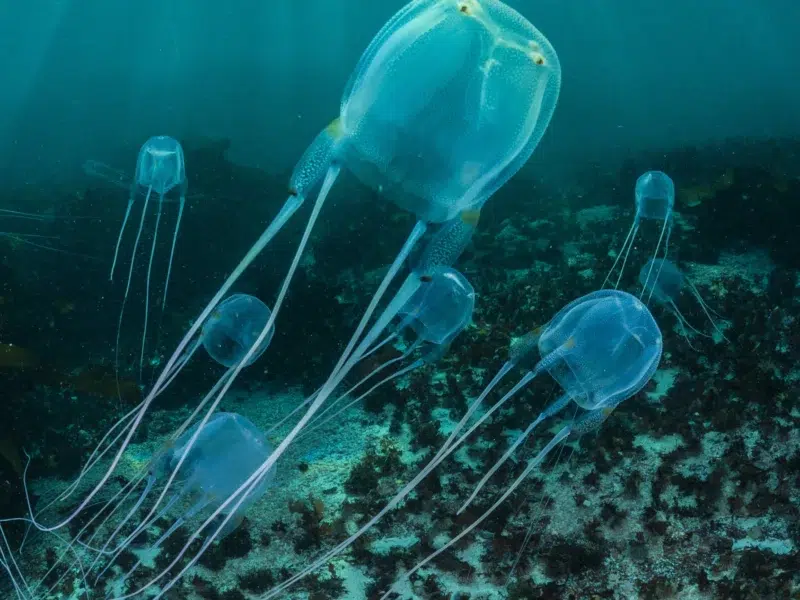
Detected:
left=302, top=357, right=425, bottom=439
left=162, top=194, right=184, bottom=309
left=641, top=217, right=670, bottom=301
left=140, top=193, right=164, bottom=376
left=307, top=340, right=419, bottom=431
left=266, top=332, right=400, bottom=436
left=110, top=187, right=136, bottom=281
left=458, top=391, right=572, bottom=514
left=603, top=218, right=637, bottom=289
left=379, top=425, right=573, bottom=599
left=686, top=279, right=730, bottom=341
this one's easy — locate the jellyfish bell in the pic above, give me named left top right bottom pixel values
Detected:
left=398, top=266, right=476, bottom=345
left=341, top=0, right=562, bottom=223
left=201, top=294, right=275, bottom=368
left=635, top=170, right=675, bottom=220
left=604, top=170, right=676, bottom=290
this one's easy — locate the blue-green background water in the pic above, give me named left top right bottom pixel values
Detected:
left=2, top=1, right=799, bottom=186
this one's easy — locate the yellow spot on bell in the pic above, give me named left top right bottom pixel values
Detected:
left=325, top=117, right=344, bottom=140
left=460, top=209, right=481, bottom=227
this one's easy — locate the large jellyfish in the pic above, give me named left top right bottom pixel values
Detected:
left=302, top=265, right=476, bottom=437
left=261, top=290, right=662, bottom=598
left=29, top=2, right=560, bottom=598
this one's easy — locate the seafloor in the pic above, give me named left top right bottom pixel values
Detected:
left=1, top=136, right=799, bottom=599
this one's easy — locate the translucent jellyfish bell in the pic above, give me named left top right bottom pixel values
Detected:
left=134, top=136, right=186, bottom=195
left=56, top=413, right=276, bottom=595
left=298, top=266, right=476, bottom=439
left=536, top=289, right=663, bottom=409
left=636, top=170, right=675, bottom=220
left=162, top=412, right=276, bottom=513
left=604, top=170, right=675, bottom=290
left=398, top=267, right=476, bottom=345
left=341, top=0, right=561, bottom=223
left=201, top=294, right=275, bottom=368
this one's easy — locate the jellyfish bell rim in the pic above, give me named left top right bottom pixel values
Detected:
left=142, top=135, right=184, bottom=152
left=635, top=170, right=676, bottom=217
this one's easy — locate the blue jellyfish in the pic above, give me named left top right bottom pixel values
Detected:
left=111, top=136, right=188, bottom=376
left=44, top=4, right=561, bottom=597
left=266, top=213, right=480, bottom=436
left=200, top=293, right=275, bottom=368
left=155, top=292, right=276, bottom=400
left=24, top=413, right=275, bottom=598
left=604, top=170, right=675, bottom=290
left=261, top=290, right=662, bottom=598
left=639, top=258, right=729, bottom=348
left=302, top=266, right=476, bottom=436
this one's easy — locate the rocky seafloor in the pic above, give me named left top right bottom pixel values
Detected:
left=1, top=136, right=799, bottom=599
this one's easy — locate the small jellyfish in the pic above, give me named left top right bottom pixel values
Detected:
left=25, top=413, right=275, bottom=598
left=111, top=136, right=188, bottom=376
left=268, top=210, right=479, bottom=437
left=155, top=294, right=276, bottom=439
left=200, top=294, right=275, bottom=368
left=639, top=258, right=729, bottom=348
left=604, top=170, right=675, bottom=290
left=301, top=266, right=475, bottom=436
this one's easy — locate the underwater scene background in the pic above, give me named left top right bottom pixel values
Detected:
left=1, top=1, right=799, bottom=599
